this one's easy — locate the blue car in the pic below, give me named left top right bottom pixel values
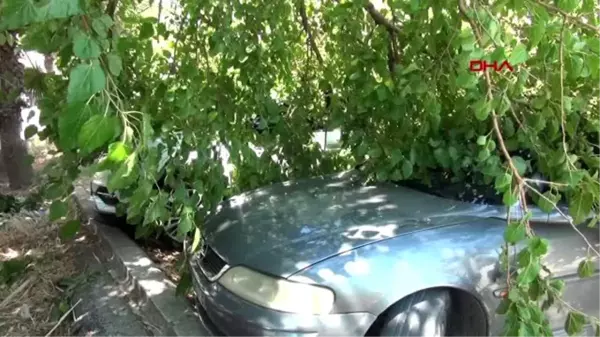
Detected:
left=190, top=170, right=599, bottom=336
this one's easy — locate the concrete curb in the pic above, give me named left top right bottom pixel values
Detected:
left=71, top=186, right=210, bottom=336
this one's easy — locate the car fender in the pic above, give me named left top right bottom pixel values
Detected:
left=290, top=217, right=507, bottom=326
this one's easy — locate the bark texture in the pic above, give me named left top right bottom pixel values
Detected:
left=0, top=40, right=33, bottom=189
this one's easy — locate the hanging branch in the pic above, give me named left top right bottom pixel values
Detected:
left=457, top=0, right=531, bottom=232
left=297, top=0, right=331, bottom=136
left=363, top=2, right=400, bottom=34
left=298, top=0, right=323, bottom=64
left=363, top=2, right=401, bottom=75
left=106, top=0, right=118, bottom=18
left=106, top=0, right=118, bottom=40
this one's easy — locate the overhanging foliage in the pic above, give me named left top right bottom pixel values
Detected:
left=1, top=0, right=599, bottom=335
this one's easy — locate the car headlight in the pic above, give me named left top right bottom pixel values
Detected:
left=218, top=266, right=335, bottom=315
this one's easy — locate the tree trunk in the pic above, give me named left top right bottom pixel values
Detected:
left=0, top=39, right=33, bottom=190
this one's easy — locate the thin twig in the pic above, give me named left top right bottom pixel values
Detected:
left=526, top=183, right=600, bottom=258
left=558, top=17, right=575, bottom=171
left=44, top=298, right=82, bottom=337
left=523, top=178, right=568, bottom=187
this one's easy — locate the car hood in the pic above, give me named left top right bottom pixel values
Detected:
left=202, top=171, right=495, bottom=278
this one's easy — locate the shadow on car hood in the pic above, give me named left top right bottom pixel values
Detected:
left=203, top=171, right=494, bottom=278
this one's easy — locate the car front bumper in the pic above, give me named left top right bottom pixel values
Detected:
left=189, top=262, right=377, bottom=336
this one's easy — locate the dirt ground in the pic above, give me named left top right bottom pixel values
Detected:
left=0, top=140, right=87, bottom=336
left=0, top=191, right=92, bottom=336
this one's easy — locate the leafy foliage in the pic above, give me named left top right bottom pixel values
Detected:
left=1, top=0, right=599, bottom=335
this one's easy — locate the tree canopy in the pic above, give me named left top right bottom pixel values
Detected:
left=1, top=0, right=599, bottom=335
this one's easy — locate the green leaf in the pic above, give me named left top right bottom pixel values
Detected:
left=73, top=32, right=102, bottom=59
left=531, top=96, right=546, bottom=110
left=518, top=258, right=540, bottom=285
left=178, top=206, right=195, bottom=236
left=67, top=61, right=106, bottom=103
left=529, top=22, right=546, bottom=47
left=107, top=53, right=123, bottom=76
left=511, top=156, right=527, bottom=176
left=503, top=188, right=519, bottom=206
left=49, top=200, right=68, bottom=221
left=569, top=189, right=593, bottom=225
left=60, top=220, right=81, bottom=240
left=537, top=190, right=560, bottom=213
left=139, top=22, right=155, bottom=39
left=24, top=125, right=38, bottom=139
left=191, top=227, right=202, bottom=252
left=401, top=160, right=413, bottom=178
left=58, top=102, right=95, bottom=150
left=107, top=153, right=138, bottom=191
left=564, top=311, right=586, bottom=336
left=376, top=86, right=387, bottom=101
left=401, top=63, right=419, bottom=75
left=1, top=0, right=38, bottom=30
left=42, top=0, right=83, bottom=20
left=473, top=98, right=491, bottom=121
left=456, top=72, right=478, bottom=89
left=44, top=182, right=66, bottom=200
left=557, top=0, right=579, bottom=12
left=508, top=44, right=528, bottom=66
left=595, top=323, right=600, bottom=337
left=495, top=172, right=512, bottom=192
left=528, top=237, right=549, bottom=256
left=106, top=142, right=130, bottom=164
left=560, top=171, right=586, bottom=187
left=504, top=221, right=526, bottom=244
left=577, top=259, right=595, bottom=278
left=586, top=37, right=600, bottom=54
left=588, top=216, right=599, bottom=228
left=77, top=115, right=121, bottom=155
left=550, top=279, right=565, bottom=294
left=91, top=15, right=114, bottom=38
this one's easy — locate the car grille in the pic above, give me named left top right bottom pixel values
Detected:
left=197, top=244, right=227, bottom=280
left=95, top=186, right=119, bottom=206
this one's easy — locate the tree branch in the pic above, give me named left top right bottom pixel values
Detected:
left=363, top=2, right=400, bottom=34
left=106, top=0, right=118, bottom=40
left=457, top=0, right=524, bottom=185
left=529, top=0, right=600, bottom=35
left=363, top=2, right=401, bottom=75
left=458, top=0, right=533, bottom=239
left=297, top=0, right=324, bottom=65
left=106, top=0, right=118, bottom=18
